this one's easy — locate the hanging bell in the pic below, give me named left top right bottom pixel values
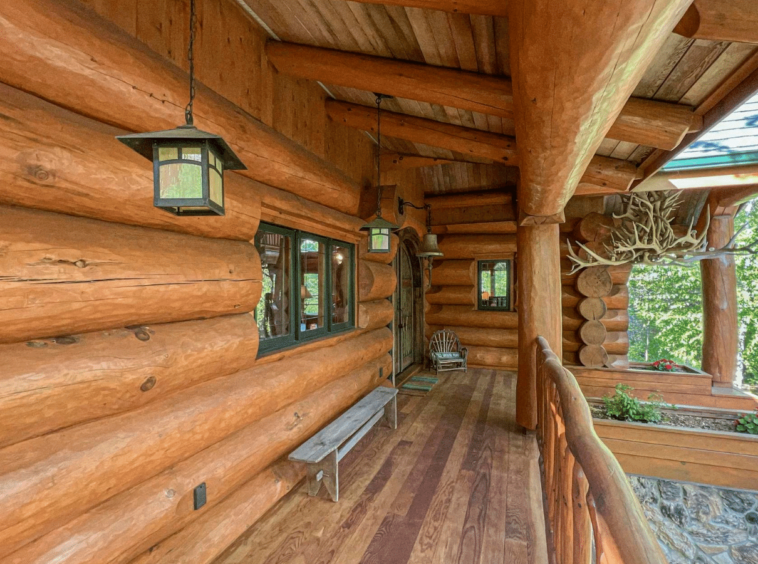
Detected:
left=417, top=233, right=443, bottom=258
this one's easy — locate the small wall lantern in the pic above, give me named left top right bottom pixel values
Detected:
left=116, top=0, right=245, bottom=216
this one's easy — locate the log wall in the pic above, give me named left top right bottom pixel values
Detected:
left=0, top=1, right=391, bottom=562
left=425, top=228, right=518, bottom=370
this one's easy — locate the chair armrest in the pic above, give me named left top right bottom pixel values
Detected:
left=460, top=347, right=468, bottom=359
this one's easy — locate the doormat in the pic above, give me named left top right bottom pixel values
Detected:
left=401, top=376, right=439, bottom=394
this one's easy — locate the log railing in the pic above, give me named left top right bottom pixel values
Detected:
left=535, top=336, right=666, bottom=564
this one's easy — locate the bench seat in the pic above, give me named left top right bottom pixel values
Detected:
left=289, top=386, right=397, bottom=501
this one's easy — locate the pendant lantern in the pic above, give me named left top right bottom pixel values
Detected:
left=397, top=198, right=444, bottom=286
left=361, top=94, right=398, bottom=252
left=116, top=0, right=245, bottom=216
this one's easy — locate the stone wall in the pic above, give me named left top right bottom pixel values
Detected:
left=631, top=476, right=758, bottom=564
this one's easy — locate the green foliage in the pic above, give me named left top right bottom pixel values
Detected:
left=602, top=384, right=669, bottom=423
left=736, top=412, right=758, bottom=435
left=628, top=201, right=758, bottom=384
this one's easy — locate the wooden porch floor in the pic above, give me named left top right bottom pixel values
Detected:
left=213, top=369, right=548, bottom=564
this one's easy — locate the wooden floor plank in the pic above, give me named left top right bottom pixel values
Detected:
left=212, top=369, right=547, bottom=564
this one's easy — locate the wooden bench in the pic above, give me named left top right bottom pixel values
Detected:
left=289, top=386, right=398, bottom=502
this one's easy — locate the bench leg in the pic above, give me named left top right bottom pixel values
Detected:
left=322, top=450, right=339, bottom=502
left=305, top=450, right=340, bottom=502
left=381, top=395, right=398, bottom=430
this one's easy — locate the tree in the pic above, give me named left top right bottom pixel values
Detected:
left=628, top=200, right=758, bottom=383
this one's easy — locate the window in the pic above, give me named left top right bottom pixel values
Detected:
left=254, top=223, right=354, bottom=354
left=478, top=260, right=512, bottom=310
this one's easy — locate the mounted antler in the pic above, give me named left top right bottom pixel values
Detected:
left=568, top=191, right=758, bottom=273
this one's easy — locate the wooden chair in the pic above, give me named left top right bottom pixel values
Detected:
left=429, top=329, right=468, bottom=374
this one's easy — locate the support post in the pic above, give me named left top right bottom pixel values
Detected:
left=701, top=215, right=739, bottom=387
left=517, top=222, right=563, bottom=429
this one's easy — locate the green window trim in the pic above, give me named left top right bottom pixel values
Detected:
left=255, top=222, right=355, bottom=356
left=477, top=259, right=513, bottom=311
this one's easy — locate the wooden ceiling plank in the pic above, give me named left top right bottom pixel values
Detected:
left=654, top=38, right=731, bottom=103
left=470, top=14, right=497, bottom=75
left=632, top=34, right=695, bottom=98
left=384, top=5, right=425, bottom=59
left=404, top=6, right=444, bottom=65
left=344, top=3, right=395, bottom=58
left=493, top=16, right=510, bottom=77
left=509, top=0, right=693, bottom=219
left=268, top=41, right=697, bottom=150
left=447, top=13, right=478, bottom=71
left=679, top=43, right=758, bottom=108
left=334, top=0, right=509, bottom=17
left=674, top=0, right=758, bottom=45
left=426, top=9, right=460, bottom=68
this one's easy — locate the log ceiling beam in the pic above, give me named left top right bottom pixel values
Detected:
left=379, top=153, right=454, bottom=171
left=635, top=162, right=758, bottom=193
left=333, top=0, right=509, bottom=17
left=510, top=0, right=693, bottom=219
left=674, top=0, right=758, bottom=44
left=268, top=41, right=697, bottom=151
left=326, top=100, right=637, bottom=193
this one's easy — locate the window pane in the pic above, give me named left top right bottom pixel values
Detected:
left=332, top=243, right=350, bottom=325
left=479, top=260, right=510, bottom=309
left=254, top=231, right=291, bottom=340
left=159, top=162, right=202, bottom=199
left=300, top=238, right=325, bottom=332
left=371, top=232, right=389, bottom=251
left=209, top=168, right=223, bottom=205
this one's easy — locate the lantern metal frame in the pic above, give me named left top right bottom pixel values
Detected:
left=115, top=0, right=246, bottom=216
left=397, top=198, right=444, bottom=287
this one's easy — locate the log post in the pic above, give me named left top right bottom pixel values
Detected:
left=701, top=215, right=739, bottom=387
left=517, top=223, right=562, bottom=429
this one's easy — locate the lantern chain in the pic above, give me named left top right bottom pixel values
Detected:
left=375, top=94, right=383, bottom=219
left=185, top=0, right=197, bottom=126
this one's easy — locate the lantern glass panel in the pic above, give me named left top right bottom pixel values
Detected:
left=209, top=168, right=223, bottom=205
left=159, top=162, right=203, bottom=199
left=158, top=147, right=179, bottom=161
left=370, top=228, right=390, bottom=252
left=183, top=147, right=202, bottom=162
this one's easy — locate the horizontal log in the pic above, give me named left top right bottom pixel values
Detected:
left=0, top=1, right=361, bottom=214
left=426, top=305, right=518, bottom=330
left=8, top=355, right=391, bottom=564
left=0, top=328, right=392, bottom=557
left=0, top=83, right=261, bottom=241
left=380, top=153, right=453, bottom=171
left=256, top=181, right=363, bottom=242
left=0, top=314, right=259, bottom=448
left=467, top=345, right=518, bottom=369
left=561, top=261, right=633, bottom=285
left=431, top=204, right=515, bottom=227
left=563, top=331, right=629, bottom=355
left=563, top=308, right=629, bottom=331
left=0, top=206, right=261, bottom=344
left=437, top=234, right=517, bottom=259
left=605, top=98, right=695, bottom=151
left=326, top=100, right=518, bottom=165
left=359, top=184, right=408, bottom=229
left=427, top=325, right=518, bottom=349
left=572, top=212, right=616, bottom=243
left=128, top=459, right=305, bottom=564
left=674, top=0, right=758, bottom=44
left=359, top=233, right=400, bottom=264
left=431, top=260, right=477, bottom=286
left=358, top=299, right=394, bottom=331
left=426, top=286, right=476, bottom=306
left=564, top=351, right=629, bottom=369
left=579, top=156, right=639, bottom=193
left=431, top=221, right=518, bottom=235
left=272, top=42, right=695, bottom=149
left=562, top=285, right=629, bottom=310
left=426, top=190, right=513, bottom=209
left=359, top=260, right=397, bottom=301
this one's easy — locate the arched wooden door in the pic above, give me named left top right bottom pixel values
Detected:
left=394, top=231, right=423, bottom=377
